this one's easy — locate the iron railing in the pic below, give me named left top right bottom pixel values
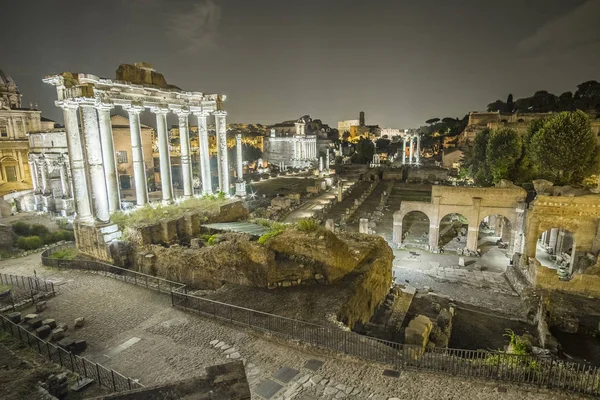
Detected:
left=0, top=314, right=143, bottom=393
left=0, top=272, right=55, bottom=312
left=41, top=243, right=185, bottom=295
left=40, top=243, right=600, bottom=396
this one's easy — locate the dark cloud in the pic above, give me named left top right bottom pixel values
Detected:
left=166, top=0, right=221, bottom=53
left=518, top=0, right=600, bottom=54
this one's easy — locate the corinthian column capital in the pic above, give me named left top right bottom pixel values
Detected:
left=55, top=99, right=79, bottom=110
left=122, top=104, right=145, bottom=114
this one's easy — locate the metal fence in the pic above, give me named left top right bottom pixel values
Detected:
left=171, top=288, right=600, bottom=396
left=41, top=243, right=185, bottom=295
left=39, top=243, right=600, bottom=396
left=0, top=272, right=55, bottom=312
left=0, top=314, right=143, bottom=393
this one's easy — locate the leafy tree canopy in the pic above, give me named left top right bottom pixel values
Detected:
left=529, top=111, right=598, bottom=185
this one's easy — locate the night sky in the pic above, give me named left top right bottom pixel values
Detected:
left=2, top=0, right=599, bottom=128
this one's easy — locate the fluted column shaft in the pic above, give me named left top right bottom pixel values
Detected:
left=80, top=104, right=110, bottom=223
left=409, top=137, right=414, bottom=165
left=97, top=105, right=120, bottom=212
left=214, top=111, right=229, bottom=194
left=416, top=135, right=421, bottom=164
left=402, top=139, right=407, bottom=165
left=236, top=134, right=243, bottom=181
left=28, top=156, right=39, bottom=194
left=196, top=112, right=212, bottom=195
left=59, top=156, right=70, bottom=198
left=125, top=106, right=148, bottom=206
left=59, top=101, right=93, bottom=222
left=154, top=108, right=173, bottom=203
left=177, top=111, right=193, bottom=198
left=39, top=156, right=50, bottom=194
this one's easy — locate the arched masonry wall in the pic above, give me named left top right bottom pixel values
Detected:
left=394, top=186, right=527, bottom=254
left=525, top=195, right=600, bottom=276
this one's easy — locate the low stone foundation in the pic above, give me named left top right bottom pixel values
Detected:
left=90, top=361, right=250, bottom=400
left=74, top=222, right=121, bottom=263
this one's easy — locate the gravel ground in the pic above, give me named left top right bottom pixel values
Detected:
left=0, top=252, right=587, bottom=400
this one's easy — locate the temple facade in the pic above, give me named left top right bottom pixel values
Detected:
left=263, top=118, right=318, bottom=169
left=44, top=62, right=235, bottom=261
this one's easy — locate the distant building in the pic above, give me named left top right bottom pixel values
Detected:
left=263, top=118, right=317, bottom=168
left=339, top=111, right=380, bottom=142
left=0, top=70, right=55, bottom=195
left=338, top=119, right=359, bottom=136
left=380, top=128, right=403, bottom=139
left=110, top=114, right=155, bottom=191
left=458, top=111, right=600, bottom=146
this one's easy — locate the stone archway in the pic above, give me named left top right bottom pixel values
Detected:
left=0, top=156, right=20, bottom=183
left=478, top=214, right=512, bottom=250
left=438, top=213, right=469, bottom=252
left=400, top=211, right=430, bottom=248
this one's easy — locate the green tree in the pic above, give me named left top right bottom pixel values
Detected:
left=461, top=129, right=493, bottom=185
left=342, top=131, right=351, bottom=141
left=375, top=138, right=391, bottom=151
left=352, top=138, right=375, bottom=164
left=486, top=128, right=521, bottom=183
left=529, top=111, right=598, bottom=184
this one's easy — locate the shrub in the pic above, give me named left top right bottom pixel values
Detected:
left=30, top=224, right=50, bottom=237
left=49, top=248, right=78, bottom=260
left=11, top=222, right=30, bottom=236
left=43, top=230, right=75, bottom=244
left=297, top=218, right=320, bottom=232
left=16, top=236, right=43, bottom=250
left=258, top=229, right=284, bottom=245
left=207, top=235, right=218, bottom=246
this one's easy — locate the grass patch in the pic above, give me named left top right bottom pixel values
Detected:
left=111, top=197, right=228, bottom=230
left=296, top=218, right=320, bottom=232
left=49, top=248, right=78, bottom=260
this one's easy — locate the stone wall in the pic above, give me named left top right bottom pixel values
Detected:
left=532, top=258, right=600, bottom=297
left=90, top=361, right=250, bottom=400
left=126, top=200, right=248, bottom=246
left=74, top=222, right=114, bottom=263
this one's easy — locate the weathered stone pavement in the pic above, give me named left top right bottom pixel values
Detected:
left=0, top=252, right=585, bottom=400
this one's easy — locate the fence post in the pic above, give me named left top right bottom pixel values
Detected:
left=171, top=290, right=174, bottom=306
left=70, top=353, right=75, bottom=372
left=111, top=370, right=116, bottom=392
left=128, top=377, right=132, bottom=390
left=544, top=358, right=554, bottom=388
left=58, top=348, right=63, bottom=366
left=97, top=364, right=101, bottom=386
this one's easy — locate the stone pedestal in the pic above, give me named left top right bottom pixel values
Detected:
left=74, top=222, right=122, bottom=263
left=56, top=198, right=75, bottom=217
left=359, top=218, right=369, bottom=234
left=42, top=195, right=55, bottom=213
left=235, top=181, right=247, bottom=197
left=325, top=219, right=335, bottom=232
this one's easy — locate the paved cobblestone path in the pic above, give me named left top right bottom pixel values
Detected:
left=0, top=252, right=587, bottom=400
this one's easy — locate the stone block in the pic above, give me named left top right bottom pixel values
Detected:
left=57, top=338, right=75, bottom=351
left=7, top=312, right=21, bottom=323
left=73, top=340, right=87, bottom=353
left=42, top=319, right=57, bottom=329
left=74, top=317, right=85, bottom=328
left=27, top=317, right=43, bottom=330
left=50, top=328, right=65, bottom=341
left=35, top=301, right=47, bottom=312
left=23, top=314, right=38, bottom=322
left=58, top=323, right=68, bottom=332
left=458, top=257, right=465, bottom=267
left=35, top=324, right=52, bottom=338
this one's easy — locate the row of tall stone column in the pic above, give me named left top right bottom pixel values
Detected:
left=401, top=135, right=420, bottom=165
left=292, top=138, right=317, bottom=161
left=56, top=99, right=233, bottom=224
